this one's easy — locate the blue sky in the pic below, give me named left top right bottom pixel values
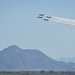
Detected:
left=0, top=0, right=75, bottom=59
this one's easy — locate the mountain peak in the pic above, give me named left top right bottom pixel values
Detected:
left=8, top=45, right=20, bottom=49
left=2, top=45, right=21, bottom=53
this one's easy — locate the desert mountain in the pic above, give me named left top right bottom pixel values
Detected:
left=0, top=45, right=75, bottom=71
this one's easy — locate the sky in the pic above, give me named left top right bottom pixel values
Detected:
left=0, top=0, right=75, bottom=59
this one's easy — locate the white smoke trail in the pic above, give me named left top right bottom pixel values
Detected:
left=51, top=16, right=75, bottom=26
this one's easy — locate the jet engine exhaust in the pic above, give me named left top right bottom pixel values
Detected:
left=51, top=16, right=75, bottom=26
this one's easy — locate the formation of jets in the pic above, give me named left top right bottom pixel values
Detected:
left=37, top=14, right=51, bottom=21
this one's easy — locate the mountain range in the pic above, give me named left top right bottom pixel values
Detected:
left=58, top=57, right=75, bottom=63
left=0, top=45, right=75, bottom=71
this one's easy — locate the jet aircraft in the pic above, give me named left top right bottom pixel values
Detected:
left=39, top=14, right=44, bottom=16
left=43, top=19, right=49, bottom=21
left=37, top=16, right=42, bottom=18
left=46, top=16, right=51, bottom=18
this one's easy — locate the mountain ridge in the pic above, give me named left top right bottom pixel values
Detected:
left=58, top=57, right=75, bottom=63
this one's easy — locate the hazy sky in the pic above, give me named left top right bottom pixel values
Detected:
left=0, top=0, right=75, bottom=59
